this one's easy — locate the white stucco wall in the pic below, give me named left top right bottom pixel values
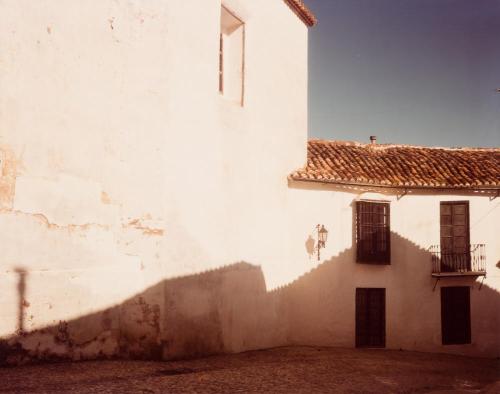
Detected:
left=284, top=183, right=500, bottom=358
left=0, top=0, right=309, bottom=362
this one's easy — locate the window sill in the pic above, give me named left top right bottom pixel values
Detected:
left=356, top=261, right=391, bottom=265
left=218, top=92, right=244, bottom=108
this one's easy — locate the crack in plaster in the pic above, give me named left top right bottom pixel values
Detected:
left=124, top=218, right=164, bottom=236
left=0, top=209, right=110, bottom=232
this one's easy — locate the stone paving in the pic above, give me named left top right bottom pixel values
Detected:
left=0, top=347, right=499, bottom=393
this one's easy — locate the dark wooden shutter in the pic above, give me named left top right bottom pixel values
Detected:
left=356, top=288, right=386, bottom=348
left=356, top=201, right=390, bottom=264
left=440, top=202, right=470, bottom=272
left=441, top=286, right=471, bottom=345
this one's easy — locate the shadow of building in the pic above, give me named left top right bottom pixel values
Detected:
left=1, top=232, right=498, bottom=365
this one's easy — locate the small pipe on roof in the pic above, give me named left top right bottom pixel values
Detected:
left=370, top=136, right=377, bottom=144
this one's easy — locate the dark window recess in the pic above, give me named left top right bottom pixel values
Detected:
left=441, top=286, right=471, bottom=345
left=218, top=33, right=223, bottom=93
left=356, top=201, right=390, bottom=264
left=440, top=201, right=470, bottom=272
left=356, top=288, right=386, bottom=348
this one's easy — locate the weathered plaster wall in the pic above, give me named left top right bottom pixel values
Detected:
left=0, top=0, right=308, bottom=364
left=0, top=0, right=187, bottom=362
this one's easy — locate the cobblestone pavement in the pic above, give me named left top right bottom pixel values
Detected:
left=0, top=347, right=499, bottom=394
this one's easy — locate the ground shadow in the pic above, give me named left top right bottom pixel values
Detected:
left=1, top=232, right=499, bottom=365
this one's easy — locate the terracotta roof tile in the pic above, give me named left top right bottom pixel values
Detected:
left=284, top=0, right=317, bottom=26
left=290, top=140, right=500, bottom=190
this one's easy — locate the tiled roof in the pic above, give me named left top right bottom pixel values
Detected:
left=284, top=0, right=317, bottom=26
left=289, top=140, right=500, bottom=190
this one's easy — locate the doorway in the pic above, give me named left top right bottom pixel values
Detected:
left=441, top=286, right=471, bottom=345
left=356, top=288, right=386, bottom=347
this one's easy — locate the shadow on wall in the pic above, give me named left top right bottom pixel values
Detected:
left=14, top=268, right=28, bottom=334
left=1, top=232, right=499, bottom=365
left=305, top=235, right=315, bottom=258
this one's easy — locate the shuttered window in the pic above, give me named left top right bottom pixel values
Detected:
left=440, top=201, right=470, bottom=272
left=356, top=201, right=390, bottom=264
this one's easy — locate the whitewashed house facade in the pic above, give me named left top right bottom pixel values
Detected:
left=287, top=139, right=499, bottom=358
left=0, top=0, right=498, bottom=364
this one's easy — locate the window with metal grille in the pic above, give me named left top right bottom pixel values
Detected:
left=356, top=201, right=390, bottom=264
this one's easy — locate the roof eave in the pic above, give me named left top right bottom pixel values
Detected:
left=289, top=176, right=500, bottom=193
left=284, top=0, right=317, bottom=27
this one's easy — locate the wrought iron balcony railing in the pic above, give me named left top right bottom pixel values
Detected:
left=430, top=244, right=486, bottom=276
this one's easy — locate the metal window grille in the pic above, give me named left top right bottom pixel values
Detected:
left=356, top=201, right=391, bottom=264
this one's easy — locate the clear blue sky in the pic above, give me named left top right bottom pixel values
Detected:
left=306, top=0, right=500, bottom=147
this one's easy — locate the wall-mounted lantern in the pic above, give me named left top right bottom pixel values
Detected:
left=316, top=224, right=328, bottom=261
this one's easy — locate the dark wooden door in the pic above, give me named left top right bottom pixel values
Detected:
left=440, top=202, right=470, bottom=272
left=441, top=287, right=471, bottom=345
left=356, top=288, right=385, bottom=348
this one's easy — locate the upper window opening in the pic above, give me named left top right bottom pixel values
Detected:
left=219, top=5, right=245, bottom=105
left=439, top=201, right=470, bottom=272
left=355, top=201, right=391, bottom=264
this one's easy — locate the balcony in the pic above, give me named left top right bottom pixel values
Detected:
left=430, top=244, right=486, bottom=277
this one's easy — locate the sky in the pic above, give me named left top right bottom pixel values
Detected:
left=306, top=0, right=500, bottom=147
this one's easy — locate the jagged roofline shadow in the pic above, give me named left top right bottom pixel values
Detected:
left=1, top=262, right=266, bottom=343
left=1, top=231, right=498, bottom=364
